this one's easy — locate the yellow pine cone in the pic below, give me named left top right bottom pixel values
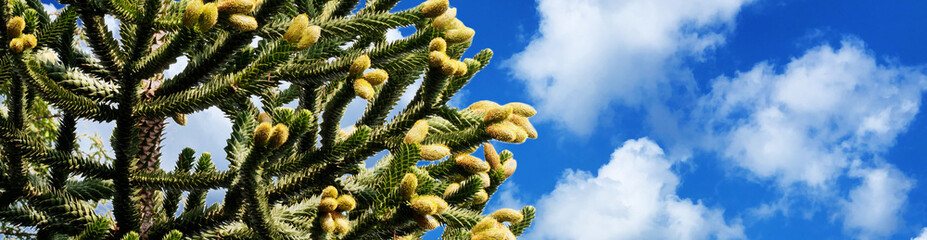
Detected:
left=363, top=69, right=389, bottom=85
left=183, top=0, right=204, bottom=28
left=440, top=58, right=458, bottom=75
left=197, top=3, right=219, bottom=31
left=454, top=61, right=468, bottom=76
left=467, top=101, right=501, bottom=113
left=429, top=51, right=449, bottom=68
left=410, top=196, right=437, bottom=215
left=413, top=214, right=440, bottom=230
left=353, top=78, right=375, bottom=100
left=432, top=8, right=457, bottom=29
left=335, top=195, right=356, bottom=212
left=257, top=112, right=272, bottom=124
left=9, top=38, right=23, bottom=53
left=502, top=158, right=517, bottom=178
left=486, top=123, right=516, bottom=143
left=297, top=25, right=322, bottom=50
left=446, top=27, right=475, bottom=44
left=284, top=14, right=309, bottom=43
left=443, top=183, right=460, bottom=198
left=430, top=37, right=447, bottom=52
left=420, top=144, right=451, bottom=161
left=333, top=212, right=350, bottom=234
left=505, top=102, right=537, bottom=117
left=319, top=197, right=339, bottom=212
left=172, top=113, right=187, bottom=126
left=217, top=0, right=254, bottom=14
left=510, top=122, right=528, bottom=143
left=320, top=212, right=336, bottom=233
left=471, top=189, right=488, bottom=204
left=322, top=186, right=339, bottom=198
left=476, top=172, right=491, bottom=188
left=349, top=55, right=371, bottom=77
left=471, top=217, right=503, bottom=235
left=403, top=119, right=430, bottom=144
left=228, top=14, right=258, bottom=31
left=483, top=106, right=512, bottom=123
left=6, top=16, right=24, bottom=38
left=472, top=229, right=516, bottom=240
left=253, top=122, right=274, bottom=148
left=456, top=155, right=490, bottom=174
left=21, top=34, right=36, bottom=50
left=419, top=195, right=449, bottom=214
left=491, top=208, right=524, bottom=223
left=400, top=173, right=418, bottom=200
left=509, top=115, right=538, bottom=139
left=483, top=143, right=501, bottom=171
left=267, top=124, right=289, bottom=149
left=420, top=0, right=449, bottom=18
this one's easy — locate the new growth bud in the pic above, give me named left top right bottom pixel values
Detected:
left=349, top=55, right=371, bottom=77
left=353, top=79, right=375, bottom=100
left=419, top=195, right=449, bottom=214
left=217, top=0, right=254, bottom=14
left=432, top=8, right=456, bottom=29
left=319, top=197, right=339, bottom=212
left=483, top=106, right=512, bottom=123
left=9, top=38, right=23, bottom=53
left=510, top=115, right=538, bottom=139
left=320, top=212, right=336, bottom=232
left=21, top=34, right=36, bottom=50
left=257, top=112, right=272, bottom=124
left=476, top=172, right=491, bottom=188
left=420, top=0, right=449, bottom=18
left=471, top=189, right=488, bottom=204
left=336, top=195, right=356, bottom=211
left=445, top=27, right=475, bottom=44
left=7, top=16, right=24, bottom=38
left=429, top=37, right=447, bottom=52
left=403, top=119, right=430, bottom=144
left=420, top=144, right=451, bottom=161
left=486, top=124, right=516, bottom=142
left=297, top=25, right=322, bottom=50
left=456, top=155, right=489, bottom=174
left=483, top=143, right=501, bottom=170
left=321, top=186, right=339, bottom=198
left=183, top=0, right=204, bottom=28
left=284, top=14, right=309, bottom=43
left=267, top=124, right=289, bottom=149
left=253, top=122, right=274, bottom=148
left=440, top=59, right=458, bottom=75
left=228, top=14, right=258, bottom=31
left=491, top=208, right=524, bottom=223
left=429, top=51, right=449, bottom=68
left=410, top=196, right=437, bottom=215
left=333, top=212, right=350, bottom=234
left=172, top=113, right=187, bottom=126
left=505, top=102, right=537, bottom=117
left=502, top=158, right=517, bottom=178
left=197, top=3, right=219, bottom=31
left=454, top=61, right=468, bottom=76
left=363, top=69, right=389, bottom=85
left=467, top=101, right=500, bottom=113
left=400, top=173, right=418, bottom=200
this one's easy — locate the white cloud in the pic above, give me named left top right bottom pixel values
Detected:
left=700, top=39, right=925, bottom=188
left=841, top=163, right=913, bottom=239
left=530, top=138, right=744, bottom=240
left=913, top=228, right=927, bottom=240
left=42, top=3, right=59, bottom=21
left=510, top=0, right=752, bottom=135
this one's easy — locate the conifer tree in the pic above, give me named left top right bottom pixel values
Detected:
left=0, top=0, right=538, bottom=239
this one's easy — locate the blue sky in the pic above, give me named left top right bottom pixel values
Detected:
left=38, top=0, right=927, bottom=239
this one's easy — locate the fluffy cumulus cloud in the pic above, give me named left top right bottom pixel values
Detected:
left=841, top=163, right=914, bottom=239
left=913, top=228, right=927, bottom=240
left=700, top=39, right=925, bottom=188
left=510, top=0, right=752, bottom=135
left=530, top=138, right=744, bottom=240
left=698, top=39, right=924, bottom=238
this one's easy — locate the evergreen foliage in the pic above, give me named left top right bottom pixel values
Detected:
left=0, top=0, right=538, bottom=239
